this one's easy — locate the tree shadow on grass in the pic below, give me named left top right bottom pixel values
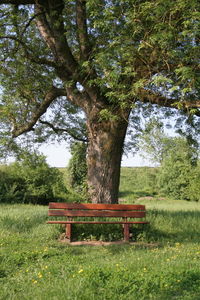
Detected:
left=58, top=209, right=200, bottom=249
left=0, top=214, right=47, bottom=233
left=158, top=269, right=200, bottom=299
left=119, top=191, right=135, bottom=198
left=119, top=190, right=155, bottom=199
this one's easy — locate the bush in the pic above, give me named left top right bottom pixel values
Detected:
left=0, top=165, right=25, bottom=203
left=0, top=152, right=68, bottom=204
left=158, top=138, right=199, bottom=200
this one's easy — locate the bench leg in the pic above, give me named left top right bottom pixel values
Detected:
left=65, top=224, right=72, bottom=242
left=123, top=224, right=130, bottom=242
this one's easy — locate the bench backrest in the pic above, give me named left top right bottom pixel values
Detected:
left=48, top=203, right=146, bottom=218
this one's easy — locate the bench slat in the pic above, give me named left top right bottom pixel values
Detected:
left=48, top=210, right=146, bottom=218
left=47, top=221, right=149, bottom=224
left=49, top=202, right=145, bottom=211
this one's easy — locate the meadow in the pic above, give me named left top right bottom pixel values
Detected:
left=0, top=167, right=200, bottom=300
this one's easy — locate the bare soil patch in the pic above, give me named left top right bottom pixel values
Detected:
left=59, top=236, right=159, bottom=247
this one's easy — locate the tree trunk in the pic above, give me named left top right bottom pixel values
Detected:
left=86, top=112, right=130, bottom=204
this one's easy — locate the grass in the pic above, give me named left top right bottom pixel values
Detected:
left=1, top=198, right=200, bottom=300
left=119, top=167, right=159, bottom=202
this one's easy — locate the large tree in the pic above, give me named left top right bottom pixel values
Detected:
left=0, top=0, right=200, bottom=203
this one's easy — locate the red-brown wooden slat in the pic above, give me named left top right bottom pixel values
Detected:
left=48, top=210, right=146, bottom=218
left=47, top=221, right=149, bottom=224
left=49, top=202, right=145, bottom=211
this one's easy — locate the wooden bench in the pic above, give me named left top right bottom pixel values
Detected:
left=47, top=202, right=149, bottom=242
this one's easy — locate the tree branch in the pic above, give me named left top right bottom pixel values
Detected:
left=76, top=0, right=91, bottom=60
left=65, top=85, right=90, bottom=109
left=35, top=1, right=79, bottom=74
left=39, top=120, right=88, bottom=142
left=20, top=11, right=43, bottom=37
left=139, top=89, right=200, bottom=117
left=0, top=35, right=56, bottom=67
left=11, top=86, right=67, bottom=137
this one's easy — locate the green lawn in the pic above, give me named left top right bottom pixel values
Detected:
left=1, top=198, right=200, bottom=300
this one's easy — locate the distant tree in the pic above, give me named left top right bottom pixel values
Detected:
left=139, top=120, right=200, bottom=200
left=139, top=118, right=199, bottom=164
left=138, top=118, right=174, bottom=164
left=68, top=141, right=87, bottom=193
left=0, top=0, right=200, bottom=203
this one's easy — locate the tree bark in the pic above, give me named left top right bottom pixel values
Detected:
left=86, top=111, right=130, bottom=204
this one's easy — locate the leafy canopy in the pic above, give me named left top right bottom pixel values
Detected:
left=0, top=0, right=199, bottom=155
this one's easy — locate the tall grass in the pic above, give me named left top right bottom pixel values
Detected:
left=1, top=199, right=200, bottom=299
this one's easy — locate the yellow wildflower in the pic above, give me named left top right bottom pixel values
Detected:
left=32, top=280, right=37, bottom=284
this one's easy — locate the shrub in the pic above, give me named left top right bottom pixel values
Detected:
left=157, top=138, right=198, bottom=200
left=0, top=165, right=25, bottom=203
left=0, top=151, right=68, bottom=204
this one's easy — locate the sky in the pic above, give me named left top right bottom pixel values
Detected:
left=38, top=142, right=154, bottom=168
